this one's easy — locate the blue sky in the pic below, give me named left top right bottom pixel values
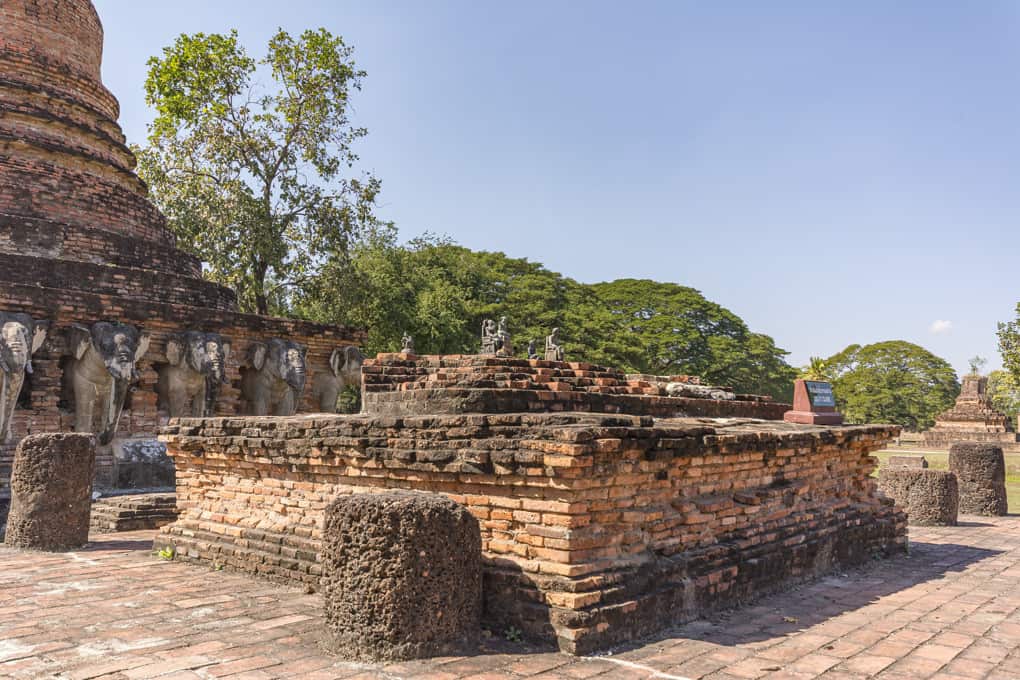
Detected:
left=93, top=1, right=1020, bottom=376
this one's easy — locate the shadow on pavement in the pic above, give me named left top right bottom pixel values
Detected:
left=594, top=540, right=1003, bottom=654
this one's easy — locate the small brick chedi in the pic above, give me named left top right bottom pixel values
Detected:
left=923, top=375, right=1020, bottom=451
left=0, top=0, right=361, bottom=498
left=158, top=354, right=907, bottom=654
left=4, top=432, right=96, bottom=550
left=322, top=492, right=482, bottom=661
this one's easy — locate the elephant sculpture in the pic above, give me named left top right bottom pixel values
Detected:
left=67, top=322, right=150, bottom=445
left=311, top=345, right=364, bottom=413
left=0, top=313, right=48, bottom=441
left=240, top=339, right=308, bottom=416
left=157, top=331, right=232, bottom=418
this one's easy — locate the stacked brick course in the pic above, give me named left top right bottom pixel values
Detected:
left=363, top=354, right=788, bottom=419
left=90, top=492, right=179, bottom=533
left=0, top=0, right=362, bottom=489
left=156, top=412, right=904, bottom=653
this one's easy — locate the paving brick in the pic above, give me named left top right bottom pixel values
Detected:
left=1, top=513, right=1020, bottom=679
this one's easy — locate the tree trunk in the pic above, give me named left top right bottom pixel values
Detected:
left=253, top=258, right=269, bottom=316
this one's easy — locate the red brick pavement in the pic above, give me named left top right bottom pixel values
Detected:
left=2, top=518, right=1020, bottom=679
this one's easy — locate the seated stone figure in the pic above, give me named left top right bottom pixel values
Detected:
left=545, top=328, right=564, bottom=362
left=400, top=333, right=415, bottom=354
left=480, top=319, right=499, bottom=355
left=496, top=316, right=513, bottom=356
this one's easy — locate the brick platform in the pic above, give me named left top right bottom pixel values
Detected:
left=155, top=413, right=904, bottom=653
left=90, top=493, right=179, bottom=533
left=0, top=520, right=1018, bottom=678
left=363, top=353, right=789, bottom=419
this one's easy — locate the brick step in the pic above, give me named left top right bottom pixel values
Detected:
left=157, top=520, right=320, bottom=585
left=164, top=518, right=320, bottom=560
left=0, top=211, right=202, bottom=277
left=90, top=493, right=179, bottom=534
left=0, top=252, right=236, bottom=311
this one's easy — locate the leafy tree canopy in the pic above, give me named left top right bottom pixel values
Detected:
left=799, top=356, right=831, bottom=381
left=987, top=370, right=1020, bottom=422
left=136, top=30, right=797, bottom=402
left=998, top=304, right=1020, bottom=383
left=136, top=28, right=380, bottom=315
left=822, top=341, right=959, bottom=430
left=293, top=231, right=796, bottom=401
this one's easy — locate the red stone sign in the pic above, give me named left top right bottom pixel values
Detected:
left=784, top=379, right=844, bottom=425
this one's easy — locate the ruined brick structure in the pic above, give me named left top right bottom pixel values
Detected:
left=922, top=375, right=1020, bottom=451
left=0, top=0, right=362, bottom=494
left=89, top=492, right=179, bottom=533
left=157, top=394, right=906, bottom=653
left=363, top=353, right=788, bottom=419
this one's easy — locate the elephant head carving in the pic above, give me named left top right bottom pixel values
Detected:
left=67, top=322, right=150, bottom=445
left=0, top=312, right=48, bottom=440
left=311, top=345, right=364, bottom=413
left=240, top=338, right=308, bottom=416
left=157, top=331, right=232, bottom=418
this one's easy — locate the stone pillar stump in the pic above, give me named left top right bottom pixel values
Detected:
left=949, top=441, right=1008, bottom=516
left=878, top=468, right=958, bottom=526
left=321, top=491, right=481, bottom=661
left=4, top=433, right=96, bottom=550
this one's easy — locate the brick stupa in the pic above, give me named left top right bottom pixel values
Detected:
left=922, top=375, right=1020, bottom=450
left=0, top=0, right=361, bottom=487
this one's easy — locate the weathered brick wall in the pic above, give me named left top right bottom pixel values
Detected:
left=0, top=0, right=105, bottom=81
left=156, top=413, right=904, bottom=653
left=0, top=213, right=201, bottom=276
left=0, top=0, right=114, bottom=115
left=0, top=298, right=365, bottom=488
left=363, top=353, right=789, bottom=420
left=0, top=253, right=236, bottom=310
left=0, top=144, right=169, bottom=244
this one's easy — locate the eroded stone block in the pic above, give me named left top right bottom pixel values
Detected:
left=5, top=432, right=96, bottom=550
left=878, top=468, right=958, bottom=526
left=321, top=491, right=481, bottom=661
left=949, top=441, right=1008, bottom=516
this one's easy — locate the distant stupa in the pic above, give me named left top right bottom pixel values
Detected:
left=922, top=374, right=1020, bottom=450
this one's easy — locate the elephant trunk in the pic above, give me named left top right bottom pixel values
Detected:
left=210, top=356, right=228, bottom=385
left=0, top=372, right=22, bottom=441
left=99, top=378, right=129, bottom=445
left=286, top=365, right=306, bottom=392
left=204, top=375, right=220, bottom=417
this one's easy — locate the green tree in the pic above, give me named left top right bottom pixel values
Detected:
left=298, top=240, right=795, bottom=400
left=998, top=304, right=1020, bottom=382
left=589, top=279, right=795, bottom=399
left=295, top=230, right=639, bottom=364
left=296, top=228, right=495, bottom=354
left=822, top=341, right=959, bottom=430
left=136, top=28, right=380, bottom=315
left=799, top=357, right=831, bottom=381
left=987, top=370, right=1020, bottom=423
